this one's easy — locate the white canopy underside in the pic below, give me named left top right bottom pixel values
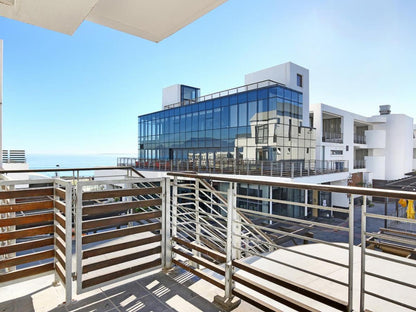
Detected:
left=0, top=0, right=227, bottom=42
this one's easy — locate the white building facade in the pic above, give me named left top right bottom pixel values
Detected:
left=310, top=103, right=414, bottom=208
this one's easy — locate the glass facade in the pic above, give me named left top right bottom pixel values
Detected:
left=138, top=83, right=315, bottom=165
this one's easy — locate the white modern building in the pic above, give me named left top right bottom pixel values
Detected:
left=310, top=103, right=414, bottom=207
left=134, top=62, right=416, bottom=214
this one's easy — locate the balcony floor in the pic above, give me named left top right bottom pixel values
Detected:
left=0, top=266, right=261, bottom=312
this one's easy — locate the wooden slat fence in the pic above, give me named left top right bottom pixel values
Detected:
left=75, top=178, right=165, bottom=293
left=0, top=178, right=72, bottom=305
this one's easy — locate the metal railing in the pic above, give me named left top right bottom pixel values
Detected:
left=1, top=168, right=416, bottom=311
left=354, top=159, right=366, bottom=169
left=168, top=172, right=416, bottom=312
left=163, top=80, right=283, bottom=110
left=118, top=158, right=349, bottom=178
left=322, top=132, right=343, bottom=143
left=354, top=134, right=366, bottom=144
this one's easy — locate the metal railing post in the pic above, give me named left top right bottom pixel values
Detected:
left=172, top=177, right=178, bottom=240
left=225, top=183, right=236, bottom=299
left=291, top=162, right=294, bottom=178
left=162, top=177, right=172, bottom=269
left=194, top=180, right=201, bottom=268
left=348, top=194, right=354, bottom=312
left=62, top=182, right=73, bottom=303
left=360, top=195, right=367, bottom=312
left=75, top=182, right=83, bottom=294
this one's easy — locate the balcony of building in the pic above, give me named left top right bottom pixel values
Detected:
left=2, top=149, right=26, bottom=163
left=1, top=168, right=416, bottom=312
left=353, top=122, right=369, bottom=145
left=354, top=148, right=369, bottom=170
left=118, top=158, right=349, bottom=178
left=322, top=112, right=343, bottom=143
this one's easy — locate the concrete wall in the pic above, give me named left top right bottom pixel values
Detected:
left=245, top=62, right=310, bottom=127
left=162, top=84, right=181, bottom=109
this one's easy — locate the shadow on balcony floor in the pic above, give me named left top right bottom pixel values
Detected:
left=0, top=266, right=248, bottom=312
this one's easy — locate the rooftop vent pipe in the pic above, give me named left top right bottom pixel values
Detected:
left=379, top=105, right=391, bottom=115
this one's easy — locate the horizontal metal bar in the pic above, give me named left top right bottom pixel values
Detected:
left=234, top=220, right=349, bottom=250
left=77, top=177, right=162, bottom=187
left=364, top=290, right=416, bottom=311
left=233, top=246, right=349, bottom=287
left=365, top=212, right=416, bottom=224
left=175, top=224, right=226, bottom=246
left=364, top=250, right=416, bottom=268
left=365, top=232, right=416, bottom=247
left=174, top=218, right=227, bottom=234
left=236, top=194, right=349, bottom=214
left=232, top=232, right=348, bottom=268
left=364, top=270, right=416, bottom=290
left=237, top=207, right=348, bottom=232
left=0, top=178, right=55, bottom=186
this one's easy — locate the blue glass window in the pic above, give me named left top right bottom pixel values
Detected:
left=258, top=88, right=268, bottom=100
left=206, top=100, right=213, bottom=110
left=238, top=103, right=247, bottom=127
left=284, top=88, right=291, bottom=100
left=268, top=87, right=278, bottom=98
left=206, top=109, right=213, bottom=130
left=213, top=108, right=221, bottom=128
left=198, top=111, right=205, bottom=131
left=248, top=101, right=257, bottom=122
left=277, top=86, right=284, bottom=98
left=237, top=92, right=247, bottom=104
left=229, top=94, right=237, bottom=105
left=214, top=98, right=221, bottom=108
left=230, top=105, right=238, bottom=127
left=248, top=90, right=257, bottom=102
left=221, top=106, right=229, bottom=128
left=220, top=96, right=229, bottom=106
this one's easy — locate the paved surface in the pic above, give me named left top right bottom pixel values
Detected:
left=0, top=266, right=261, bottom=312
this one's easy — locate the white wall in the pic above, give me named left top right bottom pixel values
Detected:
left=310, top=103, right=365, bottom=174
left=383, top=114, right=413, bottom=180
left=330, top=179, right=349, bottom=208
left=365, top=130, right=386, bottom=149
left=2, top=163, right=30, bottom=181
left=162, top=84, right=181, bottom=109
left=245, top=62, right=310, bottom=127
left=365, top=156, right=385, bottom=180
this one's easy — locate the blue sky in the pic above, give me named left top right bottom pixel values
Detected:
left=0, top=0, right=415, bottom=155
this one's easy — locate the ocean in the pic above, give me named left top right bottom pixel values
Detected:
left=27, top=153, right=136, bottom=170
